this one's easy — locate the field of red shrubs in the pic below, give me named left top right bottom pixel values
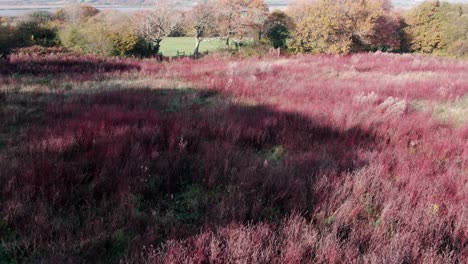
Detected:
left=0, top=51, right=467, bottom=263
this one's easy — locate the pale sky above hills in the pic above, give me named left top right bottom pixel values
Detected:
left=1, top=0, right=467, bottom=8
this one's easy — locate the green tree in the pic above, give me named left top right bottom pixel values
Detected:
left=58, top=25, right=84, bottom=52
left=98, top=10, right=152, bottom=57
left=59, top=10, right=150, bottom=57
left=58, top=16, right=112, bottom=56
left=263, top=10, right=295, bottom=49
left=0, top=12, right=60, bottom=60
left=0, top=25, right=17, bottom=59
left=28, top=11, right=54, bottom=25
left=16, top=21, right=60, bottom=47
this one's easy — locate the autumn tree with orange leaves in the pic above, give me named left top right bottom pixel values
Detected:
left=290, top=0, right=402, bottom=54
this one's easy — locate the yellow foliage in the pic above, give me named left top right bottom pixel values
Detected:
left=405, top=1, right=468, bottom=57
left=431, top=204, right=440, bottom=215
left=58, top=11, right=143, bottom=57
left=290, top=0, right=399, bottom=54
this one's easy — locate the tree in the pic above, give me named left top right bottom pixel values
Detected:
left=132, top=0, right=182, bottom=56
left=0, top=11, right=61, bottom=53
left=214, top=0, right=269, bottom=47
left=446, top=5, right=468, bottom=57
left=16, top=14, right=60, bottom=48
left=404, top=1, right=446, bottom=53
left=404, top=1, right=468, bottom=56
left=56, top=4, right=100, bottom=25
left=27, top=11, right=54, bottom=25
left=0, top=24, right=16, bottom=60
left=189, top=0, right=217, bottom=57
left=263, top=10, right=295, bottom=49
left=16, top=22, right=59, bottom=47
left=287, top=0, right=310, bottom=22
left=96, top=10, right=146, bottom=57
left=59, top=20, right=113, bottom=56
left=248, top=0, right=270, bottom=42
left=58, top=25, right=84, bottom=52
left=59, top=10, right=149, bottom=57
left=290, top=0, right=401, bottom=54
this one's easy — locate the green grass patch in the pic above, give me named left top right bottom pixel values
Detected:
left=261, top=145, right=287, bottom=162
left=160, top=37, right=226, bottom=57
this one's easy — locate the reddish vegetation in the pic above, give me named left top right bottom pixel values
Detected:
left=0, top=49, right=158, bottom=76
left=0, top=51, right=467, bottom=263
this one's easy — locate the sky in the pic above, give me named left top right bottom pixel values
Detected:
left=1, top=0, right=468, bottom=8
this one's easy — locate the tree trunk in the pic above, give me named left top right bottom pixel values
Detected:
left=155, top=42, right=161, bottom=54
left=0, top=52, right=8, bottom=61
left=194, top=37, right=201, bottom=58
left=154, top=43, right=161, bottom=60
left=153, top=39, right=162, bottom=61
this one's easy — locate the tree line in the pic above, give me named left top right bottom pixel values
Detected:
left=0, top=0, right=467, bottom=59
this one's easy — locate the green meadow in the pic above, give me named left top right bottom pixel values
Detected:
left=159, top=37, right=226, bottom=56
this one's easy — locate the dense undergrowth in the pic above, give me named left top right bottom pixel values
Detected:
left=0, top=51, right=467, bottom=263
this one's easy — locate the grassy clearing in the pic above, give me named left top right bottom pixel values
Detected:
left=159, top=37, right=226, bottom=57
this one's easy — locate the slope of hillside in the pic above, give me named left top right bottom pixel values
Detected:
left=0, top=50, right=467, bottom=262
left=2, top=0, right=467, bottom=8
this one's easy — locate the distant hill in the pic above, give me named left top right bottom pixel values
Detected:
left=1, top=0, right=467, bottom=8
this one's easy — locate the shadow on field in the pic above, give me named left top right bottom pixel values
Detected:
left=0, top=87, right=377, bottom=262
left=0, top=57, right=144, bottom=75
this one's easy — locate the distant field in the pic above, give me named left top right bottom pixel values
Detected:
left=4, top=0, right=461, bottom=16
left=159, top=37, right=226, bottom=57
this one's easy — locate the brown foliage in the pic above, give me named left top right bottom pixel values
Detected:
left=189, top=1, right=218, bottom=56
left=132, top=0, right=182, bottom=55
left=290, top=0, right=402, bottom=54
left=213, top=0, right=269, bottom=45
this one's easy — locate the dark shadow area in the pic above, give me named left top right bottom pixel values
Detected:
left=0, top=87, right=378, bottom=262
left=0, top=56, right=145, bottom=75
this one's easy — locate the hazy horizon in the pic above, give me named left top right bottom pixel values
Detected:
left=0, top=0, right=467, bottom=8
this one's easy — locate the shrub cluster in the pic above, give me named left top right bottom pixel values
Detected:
left=0, top=6, right=154, bottom=59
left=0, top=24, right=16, bottom=59
left=58, top=10, right=152, bottom=57
left=0, top=13, right=59, bottom=59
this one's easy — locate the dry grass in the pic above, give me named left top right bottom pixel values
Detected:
left=0, top=50, right=467, bottom=263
